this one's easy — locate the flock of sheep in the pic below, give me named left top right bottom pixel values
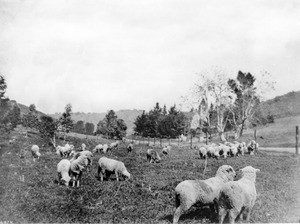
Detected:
left=26, top=137, right=260, bottom=224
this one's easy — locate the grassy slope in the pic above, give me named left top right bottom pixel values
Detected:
left=239, top=115, right=300, bottom=148
left=1, top=129, right=300, bottom=223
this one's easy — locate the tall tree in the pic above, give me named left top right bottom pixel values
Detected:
left=22, top=104, right=39, bottom=132
left=96, top=110, right=127, bottom=139
left=134, top=111, right=150, bottom=137
left=85, top=122, right=95, bottom=135
left=73, top=120, right=85, bottom=134
left=192, top=68, right=235, bottom=141
left=38, top=115, right=58, bottom=146
left=227, top=71, right=274, bottom=139
left=58, top=103, right=74, bottom=139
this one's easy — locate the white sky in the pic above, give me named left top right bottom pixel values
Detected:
left=1, top=0, right=300, bottom=114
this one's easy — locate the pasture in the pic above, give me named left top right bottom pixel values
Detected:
left=0, top=130, right=300, bottom=223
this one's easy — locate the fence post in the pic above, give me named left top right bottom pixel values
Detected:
left=190, top=134, right=193, bottom=149
left=296, top=126, right=299, bottom=155
left=254, top=129, right=257, bottom=142
left=160, top=138, right=162, bottom=147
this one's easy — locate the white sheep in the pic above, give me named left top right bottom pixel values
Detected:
left=70, top=150, right=93, bottom=171
left=70, top=154, right=89, bottom=187
left=237, top=142, right=247, bottom=156
left=92, top=144, right=103, bottom=153
left=247, top=140, right=259, bottom=155
left=31, top=145, right=41, bottom=162
left=57, top=159, right=72, bottom=186
left=127, top=143, right=133, bottom=153
left=162, top=145, right=171, bottom=155
left=146, top=149, right=161, bottom=163
left=173, top=165, right=236, bottom=224
left=56, top=144, right=74, bottom=157
left=97, top=157, right=131, bottom=181
left=102, top=144, right=109, bottom=153
left=218, top=166, right=260, bottom=224
left=198, top=146, right=207, bottom=159
left=218, top=144, right=230, bottom=158
left=81, top=143, right=86, bottom=151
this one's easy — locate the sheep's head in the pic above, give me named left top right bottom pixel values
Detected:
left=240, top=166, right=260, bottom=182
left=216, top=165, right=236, bottom=182
left=122, top=170, right=131, bottom=180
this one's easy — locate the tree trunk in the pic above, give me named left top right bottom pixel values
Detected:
left=217, top=125, right=227, bottom=142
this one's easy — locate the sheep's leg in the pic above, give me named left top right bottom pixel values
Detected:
left=115, top=171, right=119, bottom=181
left=228, top=209, right=239, bottom=224
left=245, top=208, right=251, bottom=222
left=236, top=208, right=244, bottom=223
left=218, top=207, right=227, bottom=224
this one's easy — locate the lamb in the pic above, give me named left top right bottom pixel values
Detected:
left=247, top=140, right=259, bottom=155
left=56, top=144, right=74, bottom=157
left=57, top=159, right=72, bottom=186
left=97, top=157, right=131, bottom=181
left=127, top=143, right=133, bottom=153
left=92, top=144, right=103, bottom=153
left=162, top=145, right=171, bottom=155
left=70, top=150, right=93, bottom=171
left=70, top=154, right=89, bottom=187
left=146, top=149, right=161, bottom=163
left=198, top=146, right=207, bottom=159
left=218, top=166, right=260, bottom=224
left=173, top=165, right=236, bottom=224
left=31, top=145, right=41, bottom=162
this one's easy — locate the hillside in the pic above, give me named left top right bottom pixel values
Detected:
left=260, top=91, right=300, bottom=118
left=50, top=109, right=144, bottom=134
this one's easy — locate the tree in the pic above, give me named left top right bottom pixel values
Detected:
left=227, top=71, right=275, bottom=139
left=22, top=104, right=39, bottom=132
left=96, top=110, right=127, bottom=139
left=58, top=103, right=74, bottom=139
left=0, top=75, right=21, bottom=134
left=192, top=68, right=236, bottom=141
left=38, top=115, right=58, bottom=146
left=85, top=122, right=95, bottom=135
left=73, top=120, right=85, bottom=134
left=134, top=111, right=150, bottom=137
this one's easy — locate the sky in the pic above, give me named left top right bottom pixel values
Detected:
left=0, top=0, right=299, bottom=114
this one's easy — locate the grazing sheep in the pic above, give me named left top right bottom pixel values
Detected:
left=81, top=143, right=86, bottom=151
left=173, top=165, right=236, bottom=224
left=102, top=144, right=109, bottom=153
left=237, top=142, right=247, bottom=156
left=198, top=146, right=207, bottom=159
left=127, top=143, right=133, bottom=153
left=146, top=149, right=161, bottom=163
left=92, top=144, right=103, bottom=153
left=57, top=159, right=71, bottom=186
left=218, top=144, right=230, bottom=159
left=31, top=145, right=41, bottom=162
left=218, top=166, right=260, bottom=224
left=109, top=141, right=119, bottom=151
left=71, top=150, right=93, bottom=171
left=97, top=157, right=131, bottom=181
left=162, top=145, right=171, bottom=155
left=247, top=140, right=259, bottom=155
left=70, top=154, right=89, bottom=187
left=56, top=144, right=74, bottom=157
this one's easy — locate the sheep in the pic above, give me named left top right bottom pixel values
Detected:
left=70, top=150, right=93, bottom=171
left=102, top=144, right=109, bottom=153
left=206, top=145, right=219, bottom=159
left=173, top=165, right=236, bottom=224
left=146, top=149, right=161, bottom=163
left=162, top=145, right=171, bottom=155
left=198, top=146, right=207, bottom=159
left=237, top=142, right=247, bottom=156
left=109, top=141, right=119, bottom=151
left=9, top=138, right=16, bottom=144
left=127, top=143, right=133, bottom=153
left=70, top=154, right=89, bottom=187
left=218, top=166, right=260, bottom=224
left=247, top=140, right=259, bottom=155
left=31, top=145, right=41, bottom=162
left=57, top=159, right=72, bottom=186
left=218, top=144, right=230, bottom=158
left=81, top=143, right=86, bottom=151
left=92, top=144, right=103, bottom=153
left=97, top=157, right=131, bottom=181
left=56, top=144, right=74, bottom=157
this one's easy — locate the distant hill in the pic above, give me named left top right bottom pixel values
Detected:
left=49, top=109, right=144, bottom=135
left=260, top=91, right=300, bottom=118
left=7, top=100, right=45, bottom=118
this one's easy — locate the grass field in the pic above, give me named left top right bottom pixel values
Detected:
left=1, top=129, right=300, bottom=223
